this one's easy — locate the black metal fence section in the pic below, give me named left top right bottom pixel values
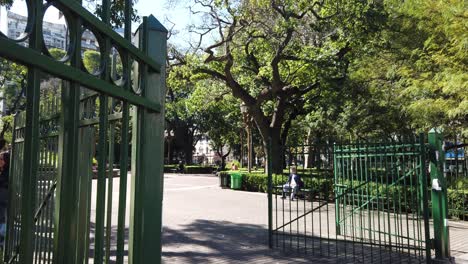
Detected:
left=272, top=138, right=432, bottom=263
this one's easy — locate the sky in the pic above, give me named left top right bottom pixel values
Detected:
left=135, top=0, right=197, bottom=47
left=1, top=0, right=196, bottom=47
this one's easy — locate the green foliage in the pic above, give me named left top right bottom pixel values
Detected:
left=344, top=0, right=468, bottom=137
left=184, top=165, right=214, bottom=174
left=49, top=48, right=66, bottom=61
left=0, top=58, right=27, bottom=148
left=192, top=80, right=241, bottom=155
left=175, top=0, right=389, bottom=173
left=0, top=0, right=12, bottom=8
left=235, top=172, right=333, bottom=197
left=83, top=50, right=101, bottom=74
left=94, top=0, right=140, bottom=28
left=447, top=189, right=468, bottom=220
left=226, top=160, right=240, bottom=169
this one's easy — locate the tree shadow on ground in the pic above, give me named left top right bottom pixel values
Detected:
left=162, top=219, right=332, bottom=263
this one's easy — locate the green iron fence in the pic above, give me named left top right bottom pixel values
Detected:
left=270, top=136, right=433, bottom=263
left=1, top=0, right=167, bottom=263
left=443, top=137, right=467, bottom=221
left=5, top=87, right=60, bottom=264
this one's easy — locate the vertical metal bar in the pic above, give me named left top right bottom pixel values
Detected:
left=357, top=141, right=364, bottom=260
left=129, top=16, right=167, bottom=264
left=44, top=136, right=52, bottom=264
left=49, top=135, right=58, bottom=263
left=333, top=143, right=339, bottom=257
left=428, top=129, right=451, bottom=260
left=294, top=146, right=298, bottom=251
left=341, top=143, right=347, bottom=260
left=54, top=7, right=81, bottom=264
left=116, top=0, right=132, bottom=262
left=75, top=125, right=93, bottom=264
left=402, top=143, right=410, bottom=259
left=333, top=143, right=340, bottom=234
left=410, top=138, right=418, bottom=259
left=303, top=145, right=307, bottom=254
left=105, top=123, right=115, bottom=263
left=273, top=158, right=276, bottom=247
left=351, top=143, right=356, bottom=262
left=35, top=137, right=43, bottom=264
left=419, top=134, right=431, bottom=263
left=94, top=96, right=108, bottom=264
left=19, top=1, right=42, bottom=262
left=95, top=0, right=111, bottom=263
left=365, top=142, right=373, bottom=262
left=5, top=115, right=18, bottom=262
left=390, top=143, right=400, bottom=261
left=267, top=138, right=273, bottom=249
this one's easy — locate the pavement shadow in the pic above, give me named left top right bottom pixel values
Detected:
left=162, top=219, right=329, bottom=263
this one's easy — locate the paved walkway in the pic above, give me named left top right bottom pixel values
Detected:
left=161, top=174, right=468, bottom=263
left=86, top=173, right=468, bottom=263
left=162, top=174, right=325, bottom=263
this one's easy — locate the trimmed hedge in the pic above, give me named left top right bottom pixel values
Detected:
left=164, top=165, right=177, bottom=173
left=228, top=172, right=333, bottom=199
left=164, top=165, right=215, bottom=174
left=185, top=165, right=214, bottom=174
left=226, top=172, right=468, bottom=220
left=447, top=189, right=468, bottom=220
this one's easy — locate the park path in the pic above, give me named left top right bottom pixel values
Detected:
left=86, top=173, right=468, bottom=263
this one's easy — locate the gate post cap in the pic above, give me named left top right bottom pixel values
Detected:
left=147, top=15, right=168, bottom=33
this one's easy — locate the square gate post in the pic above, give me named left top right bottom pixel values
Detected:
left=428, top=128, right=451, bottom=260
left=129, top=15, right=167, bottom=264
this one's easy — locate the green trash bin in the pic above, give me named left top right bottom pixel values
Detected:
left=230, top=172, right=242, bottom=190
left=218, top=172, right=230, bottom=188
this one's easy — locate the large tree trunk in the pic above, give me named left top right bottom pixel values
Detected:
left=174, top=125, right=194, bottom=165
left=262, top=128, right=284, bottom=175
left=183, top=140, right=193, bottom=165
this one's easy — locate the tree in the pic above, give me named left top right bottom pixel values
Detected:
left=0, top=48, right=74, bottom=149
left=83, top=50, right=101, bottom=74
left=193, top=80, right=241, bottom=169
left=0, top=58, right=27, bottom=149
left=348, top=0, right=467, bottom=137
left=175, top=0, right=385, bottom=173
left=166, top=51, right=204, bottom=164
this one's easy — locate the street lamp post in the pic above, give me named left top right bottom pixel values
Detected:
left=240, top=103, right=253, bottom=173
left=165, top=129, right=174, bottom=164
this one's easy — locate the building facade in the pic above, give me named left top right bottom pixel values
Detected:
left=1, top=9, right=100, bottom=51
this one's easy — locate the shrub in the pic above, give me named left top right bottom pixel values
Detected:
left=239, top=172, right=333, bottom=199
left=184, top=165, right=214, bottom=174
left=226, top=160, right=240, bottom=169
left=447, top=189, right=468, bottom=220
left=164, top=165, right=177, bottom=173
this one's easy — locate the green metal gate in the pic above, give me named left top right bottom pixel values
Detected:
left=334, top=139, right=431, bottom=262
left=1, top=0, right=167, bottom=263
left=269, top=135, right=439, bottom=263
